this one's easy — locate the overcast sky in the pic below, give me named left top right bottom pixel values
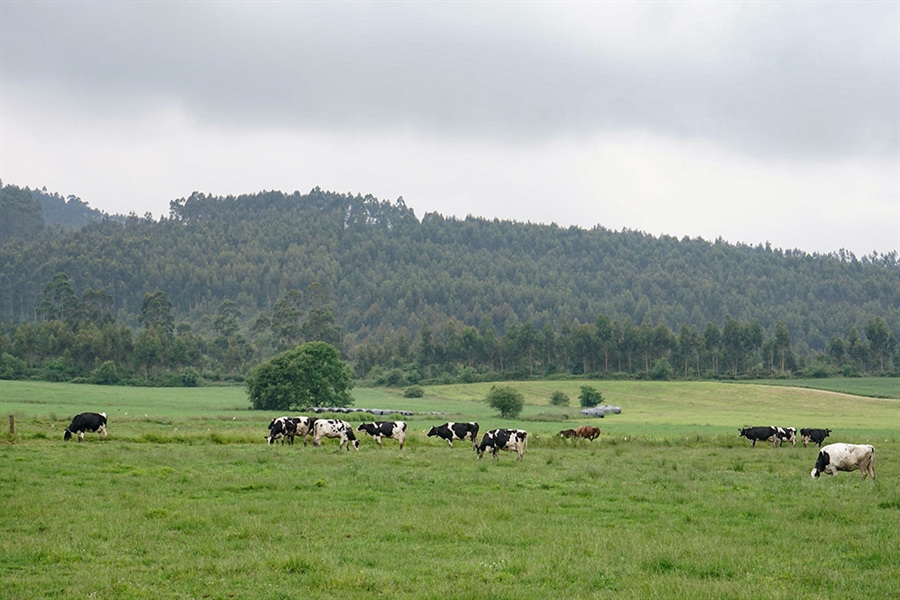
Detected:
left=2, top=2, right=898, bottom=256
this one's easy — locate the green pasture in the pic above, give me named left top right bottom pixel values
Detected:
left=1, top=379, right=899, bottom=598
left=746, top=377, right=900, bottom=399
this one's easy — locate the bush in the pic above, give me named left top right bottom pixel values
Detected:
left=0, top=353, right=27, bottom=380
left=549, top=390, right=570, bottom=406
left=579, top=385, right=603, bottom=408
left=651, top=358, right=673, bottom=381
left=181, top=367, right=201, bottom=387
left=403, top=385, right=425, bottom=398
left=90, top=361, right=119, bottom=385
left=485, top=384, right=525, bottom=418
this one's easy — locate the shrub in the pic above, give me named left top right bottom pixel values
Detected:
left=403, top=385, right=425, bottom=398
left=549, top=390, right=570, bottom=406
left=579, top=385, right=602, bottom=408
left=485, top=384, right=525, bottom=418
left=181, top=367, right=201, bottom=387
left=91, top=361, right=119, bottom=385
left=651, top=358, right=673, bottom=381
left=0, top=353, right=27, bottom=380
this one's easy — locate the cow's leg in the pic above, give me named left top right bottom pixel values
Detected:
left=98, top=425, right=107, bottom=440
left=78, top=431, right=85, bottom=442
left=447, top=439, right=454, bottom=449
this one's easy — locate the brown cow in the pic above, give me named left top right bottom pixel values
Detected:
left=575, top=425, right=601, bottom=441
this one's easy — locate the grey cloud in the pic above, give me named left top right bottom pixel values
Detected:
left=2, top=2, right=897, bottom=158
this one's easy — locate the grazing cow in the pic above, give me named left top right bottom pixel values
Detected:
left=426, top=422, right=480, bottom=449
left=357, top=421, right=408, bottom=449
left=558, top=429, right=577, bottom=439
left=575, top=425, right=602, bottom=441
left=774, top=426, right=797, bottom=447
left=738, top=426, right=779, bottom=448
left=800, top=428, right=831, bottom=448
left=476, top=428, right=528, bottom=461
left=64, top=412, right=107, bottom=442
left=811, top=443, right=875, bottom=479
left=312, top=419, right=359, bottom=451
left=266, top=416, right=317, bottom=445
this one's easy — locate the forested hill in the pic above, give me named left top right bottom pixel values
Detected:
left=1, top=183, right=898, bottom=360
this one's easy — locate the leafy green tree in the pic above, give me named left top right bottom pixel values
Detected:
left=864, top=317, right=890, bottom=372
left=579, top=385, right=602, bottom=408
left=271, top=289, right=304, bottom=350
left=485, top=384, right=525, bottom=418
left=302, top=304, right=343, bottom=347
left=214, top=300, right=240, bottom=338
left=246, top=341, right=353, bottom=411
left=651, top=357, right=673, bottom=380
left=549, top=390, right=570, bottom=406
left=595, top=314, right=613, bottom=373
left=140, top=291, right=174, bottom=336
left=722, top=316, right=742, bottom=375
left=703, top=322, right=721, bottom=375
left=774, top=321, right=794, bottom=374
left=91, top=360, right=119, bottom=385
left=37, top=273, right=80, bottom=326
left=826, top=336, right=846, bottom=365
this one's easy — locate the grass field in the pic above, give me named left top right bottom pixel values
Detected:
left=1, top=379, right=899, bottom=599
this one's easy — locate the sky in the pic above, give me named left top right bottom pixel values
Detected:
left=1, top=2, right=898, bottom=257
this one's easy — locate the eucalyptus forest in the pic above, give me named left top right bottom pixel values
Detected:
left=1, top=182, right=897, bottom=386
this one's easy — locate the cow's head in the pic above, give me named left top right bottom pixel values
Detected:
left=63, top=429, right=72, bottom=441
left=426, top=426, right=438, bottom=437
left=811, top=450, right=830, bottom=478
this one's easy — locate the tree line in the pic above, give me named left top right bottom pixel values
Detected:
left=1, top=270, right=894, bottom=386
left=1, top=181, right=897, bottom=385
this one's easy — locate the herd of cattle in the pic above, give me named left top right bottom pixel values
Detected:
left=61, top=411, right=876, bottom=477
left=265, top=416, right=528, bottom=460
left=738, top=425, right=875, bottom=479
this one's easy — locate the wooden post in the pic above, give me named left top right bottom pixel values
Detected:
left=8, top=415, right=14, bottom=435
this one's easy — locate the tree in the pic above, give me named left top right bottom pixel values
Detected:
left=246, top=341, right=353, bottom=411
left=37, top=273, right=80, bottom=325
left=865, top=317, right=890, bottom=372
left=214, top=300, right=241, bottom=338
left=549, top=390, right=570, bottom=406
left=140, top=290, right=174, bottom=336
left=271, top=289, right=304, bottom=350
left=485, top=384, right=524, bottom=418
left=773, top=321, right=793, bottom=374
left=579, top=385, right=602, bottom=408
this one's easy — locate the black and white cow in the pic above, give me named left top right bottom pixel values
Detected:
left=312, top=419, right=359, bottom=451
left=426, top=422, right=480, bottom=449
left=800, top=428, right=831, bottom=448
left=64, top=412, right=107, bottom=442
left=266, top=416, right=317, bottom=445
left=738, top=426, right=779, bottom=448
left=811, top=443, right=875, bottom=479
left=357, top=421, right=407, bottom=449
left=774, top=426, right=797, bottom=447
left=476, top=428, right=528, bottom=461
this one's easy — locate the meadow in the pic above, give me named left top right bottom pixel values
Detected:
left=1, top=379, right=899, bottom=599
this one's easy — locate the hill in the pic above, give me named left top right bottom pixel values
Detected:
left=1, top=183, right=897, bottom=382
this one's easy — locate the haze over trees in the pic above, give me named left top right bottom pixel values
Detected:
left=1, top=182, right=897, bottom=385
